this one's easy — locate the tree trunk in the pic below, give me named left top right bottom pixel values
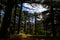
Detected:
left=12, top=0, right=17, bottom=34
left=35, top=13, right=37, bottom=35
left=17, top=1, right=23, bottom=34
left=50, top=0, right=56, bottom=37
left=0, top=0, right=15, bottom=38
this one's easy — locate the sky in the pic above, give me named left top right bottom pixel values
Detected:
left=0, top=10, right=4, bottom=17
left=0, top=3, right=48, bottom=16
left=22, top=3, right=48, bottom=13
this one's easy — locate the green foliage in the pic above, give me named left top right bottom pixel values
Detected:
left=0, top=0, right=60, bottom=37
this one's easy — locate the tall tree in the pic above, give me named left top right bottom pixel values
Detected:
left=17, top=0, right=23, bottom=34
left=0, top=0, right=15, bottom=38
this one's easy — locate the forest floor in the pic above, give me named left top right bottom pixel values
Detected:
left=0, top=34, right=60, bottom=40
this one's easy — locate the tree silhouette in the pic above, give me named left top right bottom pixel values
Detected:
left=0, top=0, right=15, bottom=38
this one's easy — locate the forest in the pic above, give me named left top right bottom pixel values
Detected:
left=0, top=0, right=60, bottom=40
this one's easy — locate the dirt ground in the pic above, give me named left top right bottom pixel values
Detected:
left=0, top=35, right=60, bottom=40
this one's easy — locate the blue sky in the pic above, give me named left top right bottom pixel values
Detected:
left=0, top=10, right=4, bottom=17
left=0, top=3, right=48, bottom=16
left=22, top=3, right=48, bottom=13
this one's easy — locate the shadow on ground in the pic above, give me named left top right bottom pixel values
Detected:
left=0, top=35, right=60, bottom=40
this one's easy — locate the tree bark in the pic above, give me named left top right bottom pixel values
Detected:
left=50, top=0, right=56, bottom=37
left=0, top=0, right=15, bottom=38
left=17, top=1, right=23, bottom=34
